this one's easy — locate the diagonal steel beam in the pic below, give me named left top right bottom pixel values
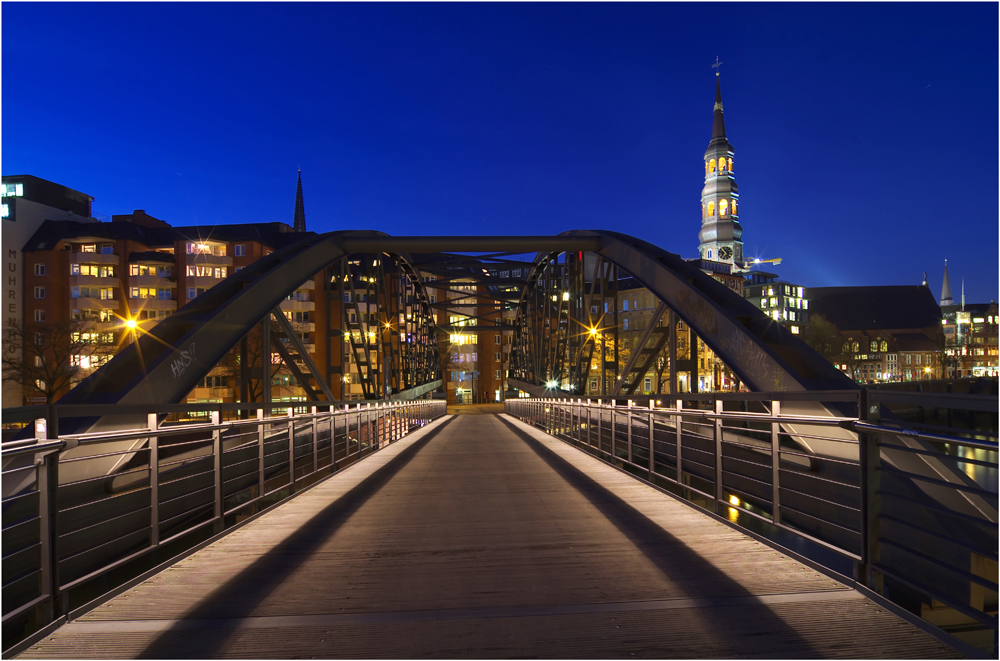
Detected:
left=271, top=308, right=336, bottom=402
left=611, top=301, right=668, bottom=396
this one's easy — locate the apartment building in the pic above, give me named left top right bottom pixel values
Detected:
left=13, top=199, right=319, bottom=405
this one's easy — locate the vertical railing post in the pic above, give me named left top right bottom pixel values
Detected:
left=257, top=409, right=265, bottom=502
left=148, top=413, right=160, bottom=547
left=675, top=399, right=683, bottom=485
left=312, top=406, right=319, bottom=474
left=36, top=448, right=60, bottom=624
left=627, top=400, right=633, bottom=465
left=770, top=400, right=781, bottom=527
left=213, top=411, right=223, bottom=533
left=714, top=399, right=724, bottom=515
left=859, top=389, right=883, bottom=592
left=287, top=408, right=296, bottom=494
left=648, top=400, right=655, bottom=479
left=588, top=400, right=593, bottom=447
left=610, top=400, right=616, bottom=459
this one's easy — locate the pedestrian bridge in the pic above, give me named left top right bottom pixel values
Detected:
left=4, top=398, right=995, bottom=658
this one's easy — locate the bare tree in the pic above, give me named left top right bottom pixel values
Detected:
left=2, top=319, right=116, bottom=404
left=803, top=314, right=841, bottom=363
left=218, top=319, right=287, bottom=403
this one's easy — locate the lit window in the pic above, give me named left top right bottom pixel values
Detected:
left=81, top=244, right=96, bottom=253
left=707, top=201, right=715, bottom=216
left=709, top=158, right=716, bottom=173
left=731, top=199, right=737, bottom=215
left=790, top=326, right=799, bottom=334
left=718, top=158, right=726, bottom=172
left=1, top=183, right=24, bottom=197
left=719, top=199, right=728, bottom=216
left=727, top=158, right=733, bottom=172
left=1, top=203, right=8, bottom=218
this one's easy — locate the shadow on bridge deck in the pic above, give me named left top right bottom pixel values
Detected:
left=17, top=414, right=962, bottom=659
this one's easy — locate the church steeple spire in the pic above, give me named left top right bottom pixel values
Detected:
left=293, top=169, right=306, bottom=233
left=698, top=69, right=743, bottom=268
left=940, top=259, right=953, bottom=306
left=710, top=73, right=728, bottom=147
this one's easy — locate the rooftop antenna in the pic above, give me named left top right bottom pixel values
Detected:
left=712, top=56, right=722, bottom=76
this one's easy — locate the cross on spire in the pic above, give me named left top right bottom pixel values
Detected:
left=712, top=56, right=722, bottom=76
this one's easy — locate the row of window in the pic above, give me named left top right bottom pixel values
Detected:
left=71, top=286, right=114, bottom=300
left=702, top=199, right=738, bottom=218
left=72, top=263, right=117, bottom=277
left=705, top=158, right=734, bottom=175
left=185, top=242, right=227, bottom=256
left=70, top=354, right=112, bottom=369
left=130, top=287, right=172, bottom=300
left=130, top=264, right=172, bottom=277
left=187, top=265, right=227, bottom=278
left=760, top=297, right=808, bottom=310
left=71, top=332, right=114, bottom=344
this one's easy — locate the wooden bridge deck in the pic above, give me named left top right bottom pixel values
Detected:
left=18, top=413, right=963, bottom=659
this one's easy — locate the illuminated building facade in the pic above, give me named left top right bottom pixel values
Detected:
left=941, top=302, right=999, bottom=378
left=742, top=270, right=810, bottom=335
left=6, top=174, right=325, bottom=407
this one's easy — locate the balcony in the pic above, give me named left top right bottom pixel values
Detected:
left=70, top=276, right=119, bottom=288
left=73, top=320, right=119, bottom=331
left=185, top=276, right=223, bottom=289
left=289, top=322, right=316, bottom=333
left=280, top=300, right=315, bottom=312
left=128, top=298, right=177, bottom=311
left=70, top=252, right=119, bottom=265
left=69, top=298, right=119, bottom=311
left=132, top=275, right=174, bottom=289
left=184, top=253, right=233, bottom=266
left=297, top=280, right=315, bottom=291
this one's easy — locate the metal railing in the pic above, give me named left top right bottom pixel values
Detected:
left=2, top=399, right=446, bottom=647
left=507, top=391, right=998, bottom=654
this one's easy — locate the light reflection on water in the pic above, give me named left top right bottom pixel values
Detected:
left=954, top=445, right=998, bottom=494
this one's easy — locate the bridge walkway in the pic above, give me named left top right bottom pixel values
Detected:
left=17, top=412, right=961, bottom=659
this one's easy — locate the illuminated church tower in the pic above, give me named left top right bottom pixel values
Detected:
left=698, top=72, right=743, bottom=268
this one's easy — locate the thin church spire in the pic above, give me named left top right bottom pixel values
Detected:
left=940, top=259, right=953, bottom=306
left=293, top=169, right=306, bottom=232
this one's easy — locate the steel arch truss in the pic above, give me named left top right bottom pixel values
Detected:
left=510, top=230, right=854, bottom=396
left=59, top=231, right=442, bottom=434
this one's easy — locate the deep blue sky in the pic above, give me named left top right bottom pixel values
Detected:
left=4, top=3, right=997, bottom=303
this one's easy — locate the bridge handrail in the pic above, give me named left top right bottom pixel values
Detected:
left=506, top=396, right=999, bottom=655
left=3, top=405, right=401, bottom=451
left=2, top=399, right=448, bottom=654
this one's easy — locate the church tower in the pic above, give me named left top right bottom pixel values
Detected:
left=698, top=72, right=743, bottom=268
left=293, top=169, right=306, bottom=232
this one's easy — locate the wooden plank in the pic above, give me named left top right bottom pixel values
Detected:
left=17, top=414, right=962, bottom=659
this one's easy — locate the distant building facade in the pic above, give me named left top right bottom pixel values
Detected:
left=941, top=302, right=999, bottom=378
left=742, top=270, right=810, bottom=335
left=809, top=285, right=943, bottom=383
left=2, top=176, right=100, bottom=406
